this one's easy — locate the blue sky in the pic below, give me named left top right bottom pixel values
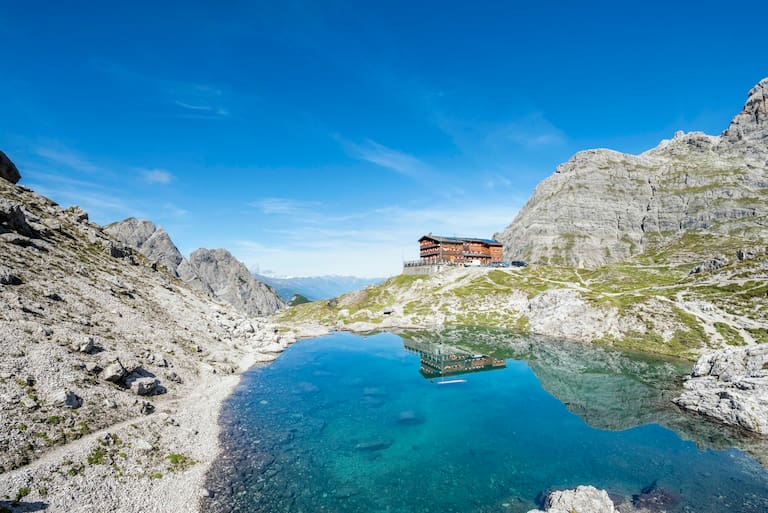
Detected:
left=1, top=1, right=765, bottom=277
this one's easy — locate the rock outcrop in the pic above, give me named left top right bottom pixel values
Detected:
left=674, top=345, right=768, bottom=434
left=189, top=248, right=285, bottom=317
left=104, top=218, right=208, bottom=293
left=0, top=150, right=21, bottom=184
left=528, top=486, right=618, bottom=513
left=105, top=218, right=284, bottom=316
left=496, top=78, right=768, bottom=267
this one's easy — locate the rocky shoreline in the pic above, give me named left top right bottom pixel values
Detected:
left=0, top=162, right=324, bottom=512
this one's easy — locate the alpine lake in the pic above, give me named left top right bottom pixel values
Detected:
left=204, top=329, right=768, bottom=513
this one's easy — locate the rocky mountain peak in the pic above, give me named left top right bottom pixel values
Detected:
left=106, top=219, right=284, bottom=316
left=722, top=77, right=768, bottom=143
left=105, top=218, right=184, bottom=276
left=496, top=79, right=768, bottom=267
left=188, top=248, right=286, bottom=317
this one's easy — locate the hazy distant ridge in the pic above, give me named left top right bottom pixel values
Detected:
left=255, top=274, right=385, bottom=301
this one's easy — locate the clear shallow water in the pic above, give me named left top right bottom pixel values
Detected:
left=207, top=331, right=768, bottom=513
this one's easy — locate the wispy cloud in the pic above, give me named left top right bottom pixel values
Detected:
left=484, top=174, right=512, bottom=189
left=142, top=168, right=174, bottom=184
left=35, top=146, right=103, bottom=174
left=26, top=182, right=145, bottom=221
left=249, top=197, right=320, bottom=215
left=487, top=113, right=567, bottom=149
left=174, top=100, right=229, bottom=117
left=235, top=200, right=523, bottom=277
left=95, top=60, right=232, bottom=119
left=341, top=138, right=430, bottom=179
left=163, top=203, right=189, bottom=218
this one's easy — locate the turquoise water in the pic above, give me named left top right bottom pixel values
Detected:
left=206, top=332, right=768, bottom=513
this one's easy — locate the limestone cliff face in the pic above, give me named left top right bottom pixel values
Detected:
left=105, top=219, right=285, bottom=316
left=496, top=78, right=768, bottom=267
left=189, top=248, right=285, bottom=317
left=105, top=218, right=209, bottom=294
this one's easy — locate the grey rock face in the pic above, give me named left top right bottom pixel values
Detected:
left=722, top=77, right=768, bottom=144
left=106, top=218, right=283, bottom=315
left=105, top=217, right=210, bottom=293
left=105, top=219, right=183, bottom=274
left=496, top=78, right=768, bottom=267
left=189, top=248, right=285, bottom=317
left=689, top=255, right=728, bottom=275
left=674, top=345, right=768, bottom=434
left=0, top=151, right=21, bottom=184
left=528, top=485, right=617, bottom=513
left=0, top=198, right=38, bottom=237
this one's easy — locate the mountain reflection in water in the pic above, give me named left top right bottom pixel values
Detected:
left=205, top=329, right=768, bottom=513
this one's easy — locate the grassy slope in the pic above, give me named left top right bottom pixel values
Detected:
left=279, top=231, right=768, bottom=360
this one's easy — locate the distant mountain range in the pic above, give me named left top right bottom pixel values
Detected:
left=254, top=274, right=386, bottom=301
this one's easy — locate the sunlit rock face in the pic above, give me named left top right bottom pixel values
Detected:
left=496, top=78, right=768, bottom=267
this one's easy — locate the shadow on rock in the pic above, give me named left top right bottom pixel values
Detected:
left=0, top=500, right=49, bottom=512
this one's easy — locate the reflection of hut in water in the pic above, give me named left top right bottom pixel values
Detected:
left=403, top=340, right=506, bottom=379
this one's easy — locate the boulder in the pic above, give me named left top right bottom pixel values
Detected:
left=125, top=374, right=160, bottom=396
left=0, top=265, right=22, bottom=286
left=689, top=255, right=728, bottom=275
left=0, top=198, right=37, bottom=237
left=66, top=206, right=89, bottom=223
left=51, top=389, right=83, bottom=409
left=102, top=361, right=126, bottom=383
left=674, top=345, right=768, bottom=434
left=71, top=336, right=95, bottom=354
left=528, top=485, right=617, bottom=513
left=0, top=150, right=21, bottom=184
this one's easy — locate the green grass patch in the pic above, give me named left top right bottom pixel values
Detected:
left=87, top=446, right=107, bottom=465
left=714, top=322, right=745, bottom=346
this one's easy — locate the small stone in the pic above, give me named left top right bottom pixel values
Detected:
left=139, top=401, right=155, bottom=415
left=167, top=371, right=183, bottom=384
left=134, top=438, right=154, bottom=452
left=104, top=399, right=118, bottom=409
left=0, top=266, right=23, bottom=286
left=45, top=291, right=63, bottom=302
left=85, top=362, right=101, bottom=374
left=73, top=336, right=95, bottom=354
left=51, top=389, right=83, bottom=409
left=201, top=488, right=214, bottom=498
left=20, top=396, right=38, bottom=410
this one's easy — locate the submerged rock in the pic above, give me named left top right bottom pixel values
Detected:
left=354, top=439, right=393, bottom=452
left=397, top=410, right=424, bottom=425
left=632, top=481, right=681, bottom=511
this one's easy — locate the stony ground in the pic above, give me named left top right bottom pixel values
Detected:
left=0, top=177, right=318, bottom=512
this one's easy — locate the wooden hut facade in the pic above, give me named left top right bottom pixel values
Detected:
left=418, top=235, right=503, bottom=265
